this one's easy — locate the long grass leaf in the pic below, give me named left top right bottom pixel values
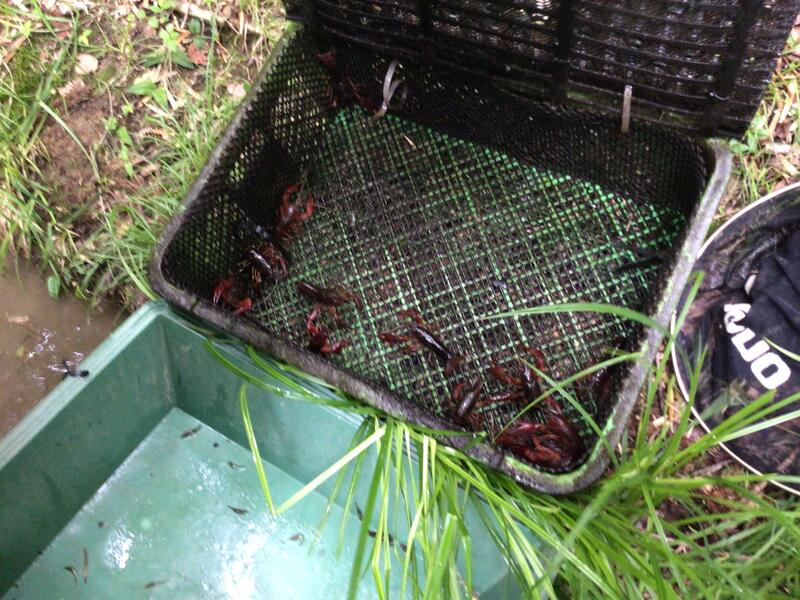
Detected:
left=485, top=302, right=664, bottom=332
left=276, top=426, right=386, bottom=514
left=239, top=383, right=274, bottom=514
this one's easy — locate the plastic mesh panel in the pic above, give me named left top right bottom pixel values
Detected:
left=158, top=29, right=708, bottom=474
left=285, top=0, right=799, bottom=137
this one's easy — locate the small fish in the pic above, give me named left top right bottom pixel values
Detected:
left=213, top=442, right=220, bottom=448
left=180, top=425, right=202, bottom=439
left=290, top=533, right=305, bottom=543
left=97, top=521, right=104, bottom=528
left=227, top=461, right=244, bottom=470
left=228, top=505, right=249, bottom=516
left=144, top=580, right=166, bottom=589
left=82, top=548, right=89, bottom=583
left=355, top=503, right=407, bottom=552
left=60, top=359, right=89, bottom=380
left=64, top=565, right=78, bottom=585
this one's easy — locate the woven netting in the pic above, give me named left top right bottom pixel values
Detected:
left=284, top=0, right=799, bottom=137
left=159, top=29, right=708, bottom=473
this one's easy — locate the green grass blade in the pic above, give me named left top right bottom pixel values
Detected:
left=422, top=513, right=459, bottom=600
left=239, top=383, right=275, bottom=514
left=276, top=425, right=386, bottom=514
left=348, top=421, right=392, bottom=600
left=485, top=302, right=664, bottom=332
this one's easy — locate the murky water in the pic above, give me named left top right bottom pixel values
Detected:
left=0, top=259, right=120, bottom=435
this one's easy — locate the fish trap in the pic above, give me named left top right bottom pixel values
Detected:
left=151, top=0, right=796, bottom=493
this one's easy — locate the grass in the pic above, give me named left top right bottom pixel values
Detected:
left=1, top=3, right=800, bottom=598
left=727, top=23, right=800, bottom=207
left=208, top=291, right=800, bottom=598
left=0, top=1, right=284, bottom=305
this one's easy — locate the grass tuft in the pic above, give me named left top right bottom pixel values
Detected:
left=207, top=282, right=800, bottom=598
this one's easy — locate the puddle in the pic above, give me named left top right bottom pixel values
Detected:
left=0, top=259, right=121, bottom=435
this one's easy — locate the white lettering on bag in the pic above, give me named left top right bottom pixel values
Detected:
left=751, top=353, right=793, bottom=389
left=722, top=303, right=791, bottom=390
left=731, top=328, right=771, bottom=362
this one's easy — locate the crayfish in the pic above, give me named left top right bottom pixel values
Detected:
left=212, top=239, right=289, bottom=315
left=379, top=310, right=464, bottom=376
left=296, top=280, right=360, bottom=323
left=316, top=48, right=377, bottom=113
left=275, top=181, right=315, bottom=246
left=306, top=305, right=348, bottom=355
left=211, top=177, right=315, bottom=314
left=451, top=345, right=585, bottom=470
left=297, top=280, right=357, bottom=355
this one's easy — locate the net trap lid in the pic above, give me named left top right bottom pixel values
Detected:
left=150, top=3, right=798, bottom=494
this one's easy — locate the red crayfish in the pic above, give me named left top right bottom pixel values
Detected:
left=306, top=305, right=348, bottom=355
left=379, top=310, right=464, bottom=376
left=297, top=280, right=357, bottom=355
left=451, top=345, right=585, bottom=470
left=316, top=48, right=377, bottom=113
left=211, top=178, right=314, bottom=314
left=296, top=281, right=360, bottom=323
left=275, top=182, right=315, bottom=246
left=212, top=240, right=289, bottom=315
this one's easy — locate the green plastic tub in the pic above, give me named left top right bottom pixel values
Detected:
left=0, top=302, right=523, bottom=599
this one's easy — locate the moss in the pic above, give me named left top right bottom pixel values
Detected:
left=8, top=41, right=45, bottom=100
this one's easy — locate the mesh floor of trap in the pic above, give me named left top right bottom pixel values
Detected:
left=245, top=107, right=684, bottom=441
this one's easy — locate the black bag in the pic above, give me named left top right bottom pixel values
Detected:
left=676, top=185, right=800, bottom=490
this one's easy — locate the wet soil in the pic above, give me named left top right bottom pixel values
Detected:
left=0, top=259, right=121, bottom=436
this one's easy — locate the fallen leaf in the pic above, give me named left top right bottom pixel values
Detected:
left=131, top=69, right=163, bottom=86
left=227, top=82, right=246, bottom=99
left=56, top=79, right=90, bottom=107
left=186, top=43, right=207, bottom=66
left=6, top=315, right=30, bottom=325
left=75, top=53, right=98, bottom=75
left=2, top=35, right=27, bottom=65
left=43, top=0, right=94, bottom=15
left=137, top=126, right=171, bottom=140
left=764, top=142, right=792, bottom=154
left=779, top=156, right=799, bottom=176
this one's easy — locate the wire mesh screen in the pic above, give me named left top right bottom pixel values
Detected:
left=155, top=28, right=709, bottom=483
left=284, top=0, right=799, bottom=137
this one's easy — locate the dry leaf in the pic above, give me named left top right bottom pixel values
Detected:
left=56, top=79, right=89, bottom=106
left=227, top=82, right=246, bottom=99
left=137, top=126, right=171, bottom=140
left=133, top=69, right=163, bottom=86
left=75, top=53, right=98, bottom=75
left=186, top=43, right=208, bottom=66
left=764, top=142, right=792, bottom=154
left=2, top=36, right=27, bottom=65
left=6, top=315, right=30, bottom=325
left=779, top=156, right=799, bottom=177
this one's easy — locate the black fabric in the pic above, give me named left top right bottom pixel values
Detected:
left=713, top=230, right=800, bottom=398
left=678, top=193, right=800, bottom=488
